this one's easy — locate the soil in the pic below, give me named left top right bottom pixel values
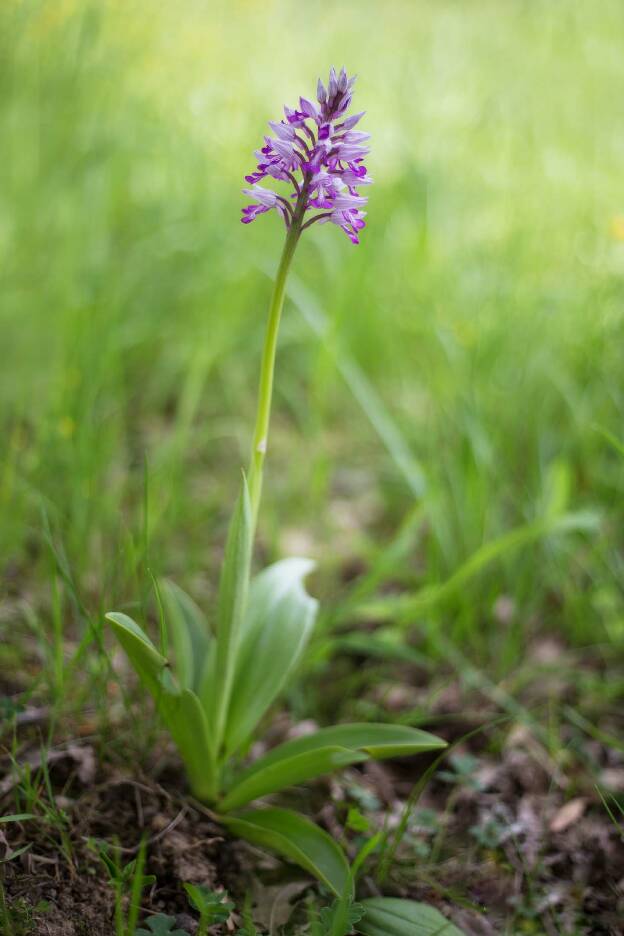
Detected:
left=1, top=755, right=239, bottom=935
left=1, top=650, right=624, bottom=935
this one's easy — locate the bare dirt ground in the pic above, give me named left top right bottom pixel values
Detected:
left=2, top=641, right=623, bottom=935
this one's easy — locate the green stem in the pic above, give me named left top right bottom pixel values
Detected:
left=247, top=192, right=307, bottom=529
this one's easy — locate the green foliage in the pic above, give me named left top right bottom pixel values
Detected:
left=159, top=579, right=211, bottom=692
left=98, top=0, right=451, bottom=873
left=319, top=894, right=365, bottom=936
left=105, top=612, right=216, bottom=800
left=90, top=838, right=155, bottom=936
left=2, top=0, right=622, bottom=675
left=438, top=754, right=482, bottom=791
left=210, top=478, right=254, bottom=750
left=220, top=723, right=445, bottom=811
left=107, top=522, right=445, bottom=889
left=3, top=3, right=620, bottom=930
left=222, top=808, right=351, bottom=897
left=183, top=884, right=234, bottom=934
left=224, top=557, right=318, bottom=756
left=357, top=898, right=464, bottom=936
left=346, top=808, right=370, bottom=834
left=106, top=551, right=351, bottom=807
left=135, top=915, right=190, bottom=936
left=235, top=895, right=263, bottom=935
left=469, top=817, right=509, bottom=849
left=596, top=785, right=624, bottom=836
left=0, top=881, right=51, bottom=936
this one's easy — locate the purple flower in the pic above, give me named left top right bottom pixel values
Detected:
left=241, top=185, right=292, bottom=225
left=241, top=67, right=371, bottom=245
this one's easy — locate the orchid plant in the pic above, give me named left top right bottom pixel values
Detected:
left=107, top=68, right=446, bottom=897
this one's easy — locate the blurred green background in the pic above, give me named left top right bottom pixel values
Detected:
left=2, top=0, right=624, bottom=676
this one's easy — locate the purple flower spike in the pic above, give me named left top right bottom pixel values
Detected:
left=241, top=67, right=371, bottom=244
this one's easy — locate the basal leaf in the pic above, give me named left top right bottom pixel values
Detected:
left=221, top=808, right=350, bottom=897
left=163, top=688, right=216, bottom=800
left=209, top=477, right=253, bottom=749
left=220, top=745, right=367, bottom=811
left=159, top=578, right=211, bottom=692
left=357, top=898, right=465, bottom=936
left=106, top=612, right=216, bottom=800
left=106, top=611, right=171, bottom=697
left=224, top=558, right=318, bottom=755
left=230, top=724, right=446, bottom=790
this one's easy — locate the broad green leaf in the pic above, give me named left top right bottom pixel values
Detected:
left=224, top=558, right=318, bottom=755
left=209, top=477, right=253, bottom=749
left=159, top=578, right=211, bottom=691
left=221, top=808, right=350, bottom=897
left=163, top=688, right=216, bottom=800
left=135, top=914, right=191, bottom=936
left=106, top=611, right=171, bottom=696
left=220, top=745, right=367, bottom=811
left=106, top=612, right=216, bottom=800
left=230, top=724, right=446, bottom=789
left=357, top=898, right=465, bottom=936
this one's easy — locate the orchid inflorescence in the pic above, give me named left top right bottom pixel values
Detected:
left=241, top=66, right=372, bottom=244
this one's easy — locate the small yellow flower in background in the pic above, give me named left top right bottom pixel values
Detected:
left=610, top=215, right=624, bottom=241
left=58, top=416, right=75, bottom=439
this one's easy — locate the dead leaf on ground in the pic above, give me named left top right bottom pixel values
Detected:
left=550, top=797, right=587, bottom=833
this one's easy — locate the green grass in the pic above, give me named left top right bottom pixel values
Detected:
left=3, top=0, right=622, bottom=656
left=1, top=0, right=623, bottom=925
